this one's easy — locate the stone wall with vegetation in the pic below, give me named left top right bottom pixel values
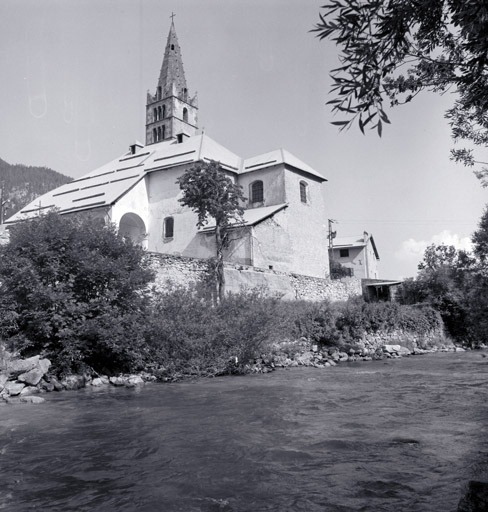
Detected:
left=148, top=252, right=362, bottom=302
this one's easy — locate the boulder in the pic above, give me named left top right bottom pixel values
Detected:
left=61, top=375, right=86, bottom=390
left=19, top=396, right=45, bottom=404
left=9, top=356, right=40, bottom=378
left=20, top=385, right=40, bottom=396
left=0, top=373, right=8, bottom=392
left=397, top=346, right=412, bottom=356
left=38, top=358, right=51, bottom=374
left=40, top=379, right=55, bottom=392
left=5, top=381, right=25, bottom=396
left=109, top=376, right=126, bottom=387
left=295, top=353, right=313, bottom=366
left=50, top=376, right=64, bottom=391
left=91, top=377, right=106, bottom=387
left=383, top=344, right=402, bottom=354
left=18, top=368, right=44, bottom=386
left=126, top=375, right=144, bottom=387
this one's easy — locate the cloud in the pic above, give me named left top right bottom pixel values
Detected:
left=395, top=230, right=473, bottom=262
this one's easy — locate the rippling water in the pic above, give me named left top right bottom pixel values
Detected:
left=1, top=351, right=488, bottom=511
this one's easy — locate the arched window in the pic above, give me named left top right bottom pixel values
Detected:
left=250, top=180, right=264, bottom=204
left=157, top=126, right=162, bottom=141
left=300, top=181, right=308, bottom=203
left=183, top=107, right=188, bottom=122
left=163, top=217, right=174, bottom=239
left=157, top=86, right=162, bottom=100
left=162, top=104, right=167, bottom=118
left=162, top=125, right=166, bottom=140
left=152, top=128, right=157, bottom=143
left=153, top=108, right=157, bottom=121
left=157, top=106, right=162, bottom=121
left=171, top=44, right=175, bottom=51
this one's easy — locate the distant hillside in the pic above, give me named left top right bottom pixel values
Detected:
left=0, top=158, right=72, bottom=218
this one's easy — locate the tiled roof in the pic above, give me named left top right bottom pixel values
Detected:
left=6, top=134, right=324, bottom=223
left=242, top=148, right=326, bottom=181
left=199, top=203, right=288, bottom=232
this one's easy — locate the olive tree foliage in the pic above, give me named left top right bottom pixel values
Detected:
left=0, top=212, right=155, bottom=375
left=176, top=160, right=246, bottom=303
left=313, top=0, right=488, bottom=185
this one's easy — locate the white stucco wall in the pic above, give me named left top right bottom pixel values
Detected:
left=252, top=210, right=293, bottom=272
left=237, top=165, right=285, bottom=208
left=110, top=178, right=150, bottom=237
left=282, top=168, right=329, bottom=278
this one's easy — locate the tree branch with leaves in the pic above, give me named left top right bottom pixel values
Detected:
left=176, top=160, right=246, bottom=303
left=312, top=0, right=488, bottom=185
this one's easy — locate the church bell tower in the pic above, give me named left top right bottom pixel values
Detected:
left=145, top=17, right=198, bottom=145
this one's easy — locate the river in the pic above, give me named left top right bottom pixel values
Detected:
left=1, top=351, right=487, bottom=511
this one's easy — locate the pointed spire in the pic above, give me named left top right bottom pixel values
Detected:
left=145, top=16, right=198, bottom=145
left=158, top=19, right=188, bottom=100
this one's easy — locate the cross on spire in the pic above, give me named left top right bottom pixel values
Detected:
left=170, top=12, right=176, bottom=23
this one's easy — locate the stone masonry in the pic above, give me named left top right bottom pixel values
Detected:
left=148, top=252, right=362, bottom=302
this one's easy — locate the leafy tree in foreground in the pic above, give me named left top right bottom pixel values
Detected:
left=177, top=160, right=246, bottom=303
left=313, top=1, right=488, bottom=185
left=0, top=212, right=154, bottom=375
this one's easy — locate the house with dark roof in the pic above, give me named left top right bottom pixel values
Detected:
left=6, top=20, right=330, bottom=279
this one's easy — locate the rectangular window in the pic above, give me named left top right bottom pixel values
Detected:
left=339, top=248, right=349, bottom=258
left=164, top=217, right=174, bottom=239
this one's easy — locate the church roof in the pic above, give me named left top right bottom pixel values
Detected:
left=199, top=203, right=288, bottom=232
left=242, top=148, right=326, bottom=182
left=6, top=134, right=324, bottom=224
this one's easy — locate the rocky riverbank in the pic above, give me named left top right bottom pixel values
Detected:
left=0, top=338, right=477, bottom=404
left=245, top=338, right=470, bottom=373
left=0, top=354, right=157, bottom=405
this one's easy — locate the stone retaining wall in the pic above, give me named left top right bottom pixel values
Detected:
left=147, top=252, right=362, bottom=302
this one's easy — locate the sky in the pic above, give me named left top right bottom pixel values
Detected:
left=1, top=0, right=487, bottom=280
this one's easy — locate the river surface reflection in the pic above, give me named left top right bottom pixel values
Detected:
left=1, top=351, right=488, bottom=511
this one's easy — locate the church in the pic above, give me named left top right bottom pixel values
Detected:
left=6, top=20, right=330, bottom=279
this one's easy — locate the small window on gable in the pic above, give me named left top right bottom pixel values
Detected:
left=339, top=248, right=349, bottom=258
left=183, top=107, right=188, bottom=122
left=250, top=180, right=264, bottom=204
left=171, top=44, right=175, bottom=50
left=162, top=104, right=167, bottom=118
left=300, top=181, right=308, bottom=203
left=164, top=217, right=174, bottom=239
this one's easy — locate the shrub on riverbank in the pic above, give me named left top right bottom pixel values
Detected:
left=143, top=287, right=282, bottom=377
left=140, top=290, right=444, bottom=378
left=0, top=212, right=154, bottom=376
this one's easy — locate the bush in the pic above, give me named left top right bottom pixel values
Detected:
left=0, top=212, right=154, bottom=376
left=144, top=287, right=282, bottom=376
left=333, top=298, right=442, bottom=342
